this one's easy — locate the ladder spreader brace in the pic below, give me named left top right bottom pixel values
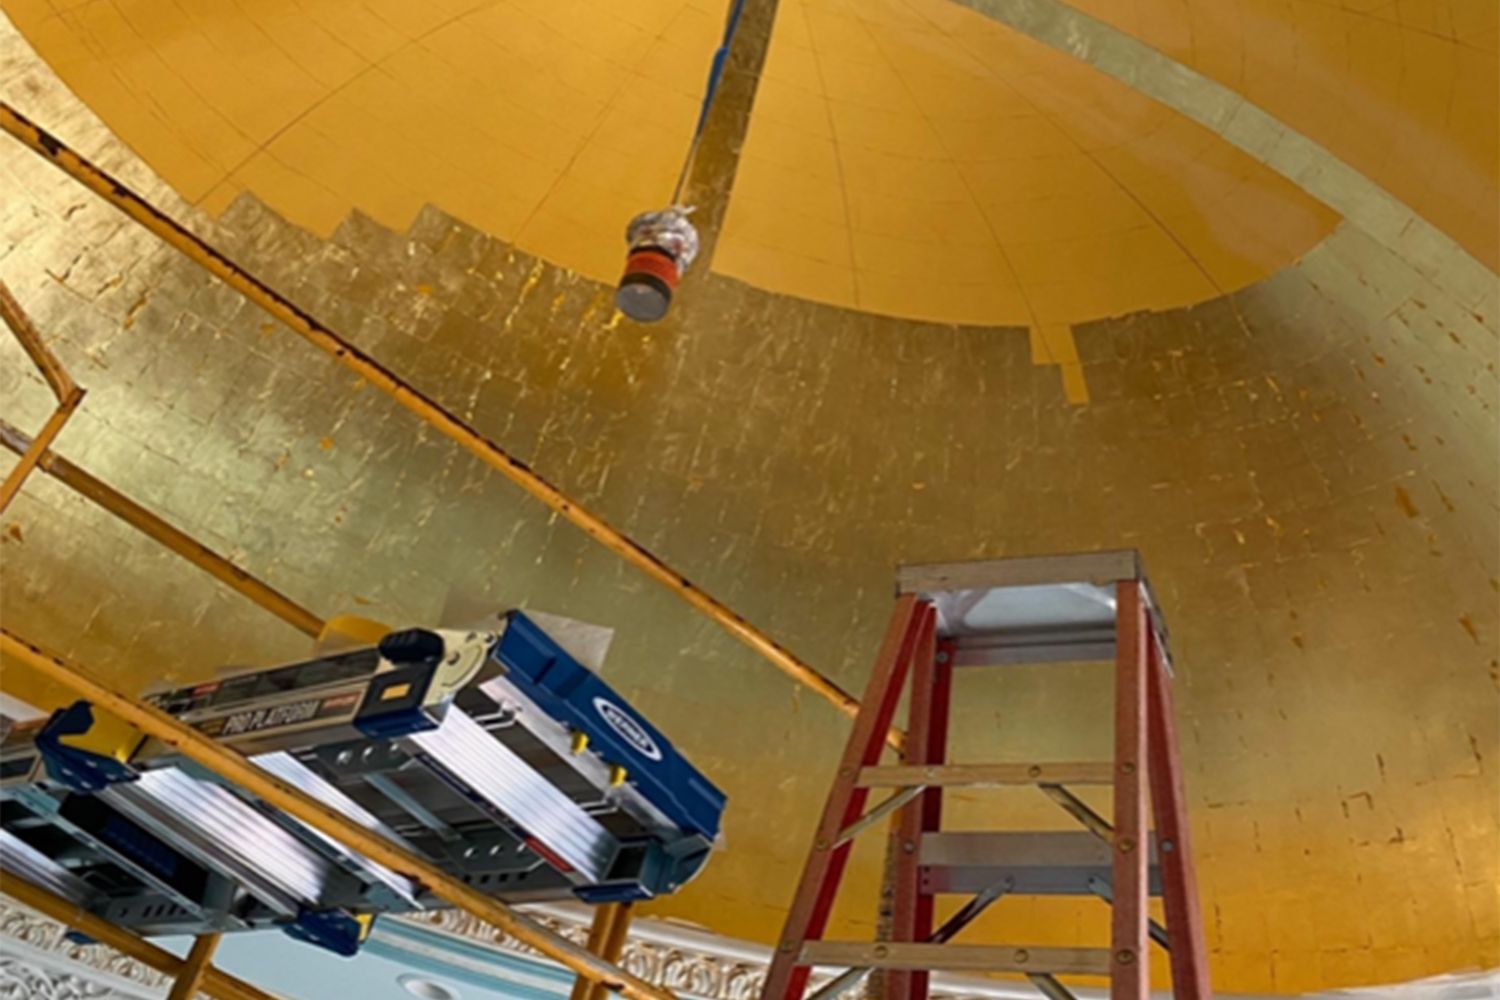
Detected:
left=761, top=550, right=1213, bottom=1000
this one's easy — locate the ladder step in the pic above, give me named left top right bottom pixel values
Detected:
left=920, top=832, right=1161, bottom=896
left=800, top=941, right=1111, bottom=976
left=856, top=763, right=1113, bottom=788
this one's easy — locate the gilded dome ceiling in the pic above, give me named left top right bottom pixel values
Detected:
left=0, top=0, right=1352, bottom=327
left=0, top=1, right=1496, bottom=995
left=10, top=0, right=1489, bottom=324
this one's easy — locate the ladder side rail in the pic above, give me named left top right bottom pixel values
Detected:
left=1110, top=580, right=1150, bottom=1000
left=1147, top=633, right=1214, bottom=1000
left=888, top=624, right=942, bottom=1000
left=912, top=640, right=955, bottom=1000
left=761, top=596, right=930, bottom=1000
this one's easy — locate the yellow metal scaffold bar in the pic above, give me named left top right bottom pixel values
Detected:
left=0, top=279, right=77, bottom=402
left=0, top=385, right=82, bottom=514
left=0, top=626, right=679, bottom=1000
left=0, top=417, right=325, bottom=637
left=1, top=873, right=280, bottom=1000
left=0, top=276, right=86, bottom=515
left=571, top=903, right=636, bottom=1000
left=167, top=932, right=224, bottom=1000
left=0, top=102, right=902, bottom=749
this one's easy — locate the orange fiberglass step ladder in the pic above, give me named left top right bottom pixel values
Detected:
left=760, top=551, right=1213, bottom=1000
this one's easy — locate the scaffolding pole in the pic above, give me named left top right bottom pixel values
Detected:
left=167, top=933, right=223, bottom=1000
left=0, top=102, right=899, bottom=749
left=0, top=276, right=86, bottom=515
left=571, top=904, right=636, bottom=1000
left=0, top=385, right=82, bottom=514
left=0, top=278, right=77, bottom=402
left=0, top=626, right=678, bottom=1000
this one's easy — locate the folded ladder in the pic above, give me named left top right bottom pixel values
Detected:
left=0, top=612, right=725, bottom=955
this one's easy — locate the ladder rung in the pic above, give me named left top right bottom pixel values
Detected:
left=856, top=763, right=1113, bottom=788
left=920, top=832, right=1161, bottom=896
left=800, top=941, right=1111, bottom=976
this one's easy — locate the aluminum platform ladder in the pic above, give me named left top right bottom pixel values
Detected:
left=760, top=551, right=1213, bottom=1000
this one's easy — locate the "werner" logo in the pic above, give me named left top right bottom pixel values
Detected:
left=592, top=697, right=663, bottom=762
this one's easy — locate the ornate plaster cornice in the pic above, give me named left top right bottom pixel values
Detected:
left=398, top=908, right=771, bottom=1000
left=0, top=901, right=165, bottom=999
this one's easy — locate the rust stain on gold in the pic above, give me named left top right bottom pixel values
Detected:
left=122, top=291, right=149, bottom=329
left=1394, top=484, right=1420, bottom=518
